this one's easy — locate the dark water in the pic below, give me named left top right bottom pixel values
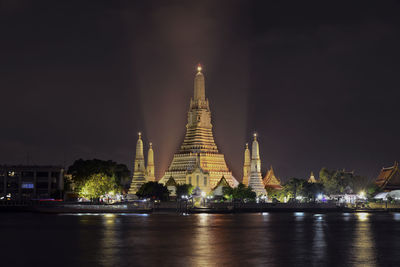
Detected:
left=1, top=212, right=400, bottom=266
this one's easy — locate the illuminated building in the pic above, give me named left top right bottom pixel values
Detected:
left=128, top=132, right=155, bottom=194
left=211, top=176, right=231, bottom=197
left=375, top=161, right=400, bottom=191
left=263, top=166, right=283, bottom=190
left=242, top=143, right=251, bottom=186
left=248, top=133, right=267, bottom=196
left=308, top=171, right=317, bottom=183
left=159, top=65, right=238, bottom=192
left=165, top=176, right=177, bottom=197
left=146, top=142, right=155, bottom=182
left=0, top=165, right=64, bottom=200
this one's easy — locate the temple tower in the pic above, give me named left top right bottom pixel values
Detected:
left=242, top=143, right=251, bottom=186
left=308, top=171, right=317, bottom=183
left=248, top=133, right=267, bottom=195
left=159, top=65, right=238, bottom=190
left=146, top=142, right=155, bottom=181
left=128, top=132, right=147, bottom=194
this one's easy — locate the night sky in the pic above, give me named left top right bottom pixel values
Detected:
left=1, top=0, right=400, bottom=182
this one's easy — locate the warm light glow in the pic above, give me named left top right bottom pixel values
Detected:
left=201, top=191, right=206, bottom=197
left=197, top=64, right=202, bottom=72
left=358, top=191, right=366, bottom=199
left=356, top=212, right=369, bottom=221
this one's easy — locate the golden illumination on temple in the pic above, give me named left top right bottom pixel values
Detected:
left=128, top=132, right=156, bottom=194
left=263, top=166, right=283, bottom=190
left=159, top=65, right=238, bottom=191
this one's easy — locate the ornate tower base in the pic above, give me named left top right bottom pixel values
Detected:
left=159, top=65, right=238, bottom=191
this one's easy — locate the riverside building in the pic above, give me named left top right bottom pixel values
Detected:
left=0, top=165, right=64, bottom=200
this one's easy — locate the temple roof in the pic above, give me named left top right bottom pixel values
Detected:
left=165, top=176, right=177, bottom=187
left=308, top=172, right=318, bottom=183
left=212, top=176, right=231, bottom=191
left=375, top=162, right=400, bottom=191
left=263, top=166, right=283, bottom=190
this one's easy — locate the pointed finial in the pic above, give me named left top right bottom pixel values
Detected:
left=245, top=143, right=248, bottom=149
left=138, top=132, right=142, bottom=138
left=149, top=142, right=152, bottom=148
left=197, top=63, right=202, bottom=73
left=253, top=132, right=257, bottom=140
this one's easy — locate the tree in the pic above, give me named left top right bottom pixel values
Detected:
left=136, top=182, right=170, bottom=201
left=223, top=183, right=256, bottom=201
left=176, top=184, right=194, bottom=199
left=319, top=168, right=339, bottom=195
left=265, top=187, right=286, bottom=202
left=319, top=168, right=371, bottom=195
left=301, top=182, right=325, bottom=202
left=283, top=178, right=304, bottom=200
left=79, top=173, right=120, bottom=201
left=366, top=182, right=381, bottom=198
left=265, top=187, right=279, bottom=199
left=67, top=159, right=131, bottom=191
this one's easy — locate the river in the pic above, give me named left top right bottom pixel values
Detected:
left=1, top=212, right=400, bottom=266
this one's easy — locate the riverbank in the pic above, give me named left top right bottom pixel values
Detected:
left=156, top=201, right=400, bottom=213
left=2, top=201, right=400, bottom=214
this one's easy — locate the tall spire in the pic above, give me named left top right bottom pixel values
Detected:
left=160, top=64, right=238, bottom=190
left=146, top=142, right=155, bottom=181
left=128, top=132, right=147, bottom=195
left=249, top=132, right=267, bottom=196
left=242, top=143, right=251, bottom=186
left=252, top=133, right=260, bottom=161
left=134, top=132, right=145, bottom=171
left=194, top=64, right=205, bottom=101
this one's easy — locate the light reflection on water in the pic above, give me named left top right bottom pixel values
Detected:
left=312, top=213, right=326, bottom=265
left=294, top=212, right=305, bottom=221
left=101, top=214, right=118, bottom=266
left=356, top=212, right=369, bottom=222
left=353, top=212, right=377, bottom=266
left=192, top=213, right=214, bottom=266
left=60, top=213, right=149, bottom=216
left=393, top=213, right=400, bottom=221
left=3, top=212, right=400, bottom=266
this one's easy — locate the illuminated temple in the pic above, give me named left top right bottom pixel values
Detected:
left=159, top=65, right=238, bottom=192
left=242, top=134, right=282, bottom=195
left=375, top=161, right=400, bottom=191
left=128, top=133, right=155, bottom=194
left=248, top=134, right=267, bottom=196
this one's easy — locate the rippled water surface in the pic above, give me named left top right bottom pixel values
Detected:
left=1, top=212, right=400, bottom=266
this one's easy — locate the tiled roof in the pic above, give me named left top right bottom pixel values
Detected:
left=375, top=162, right=400, bottom=191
